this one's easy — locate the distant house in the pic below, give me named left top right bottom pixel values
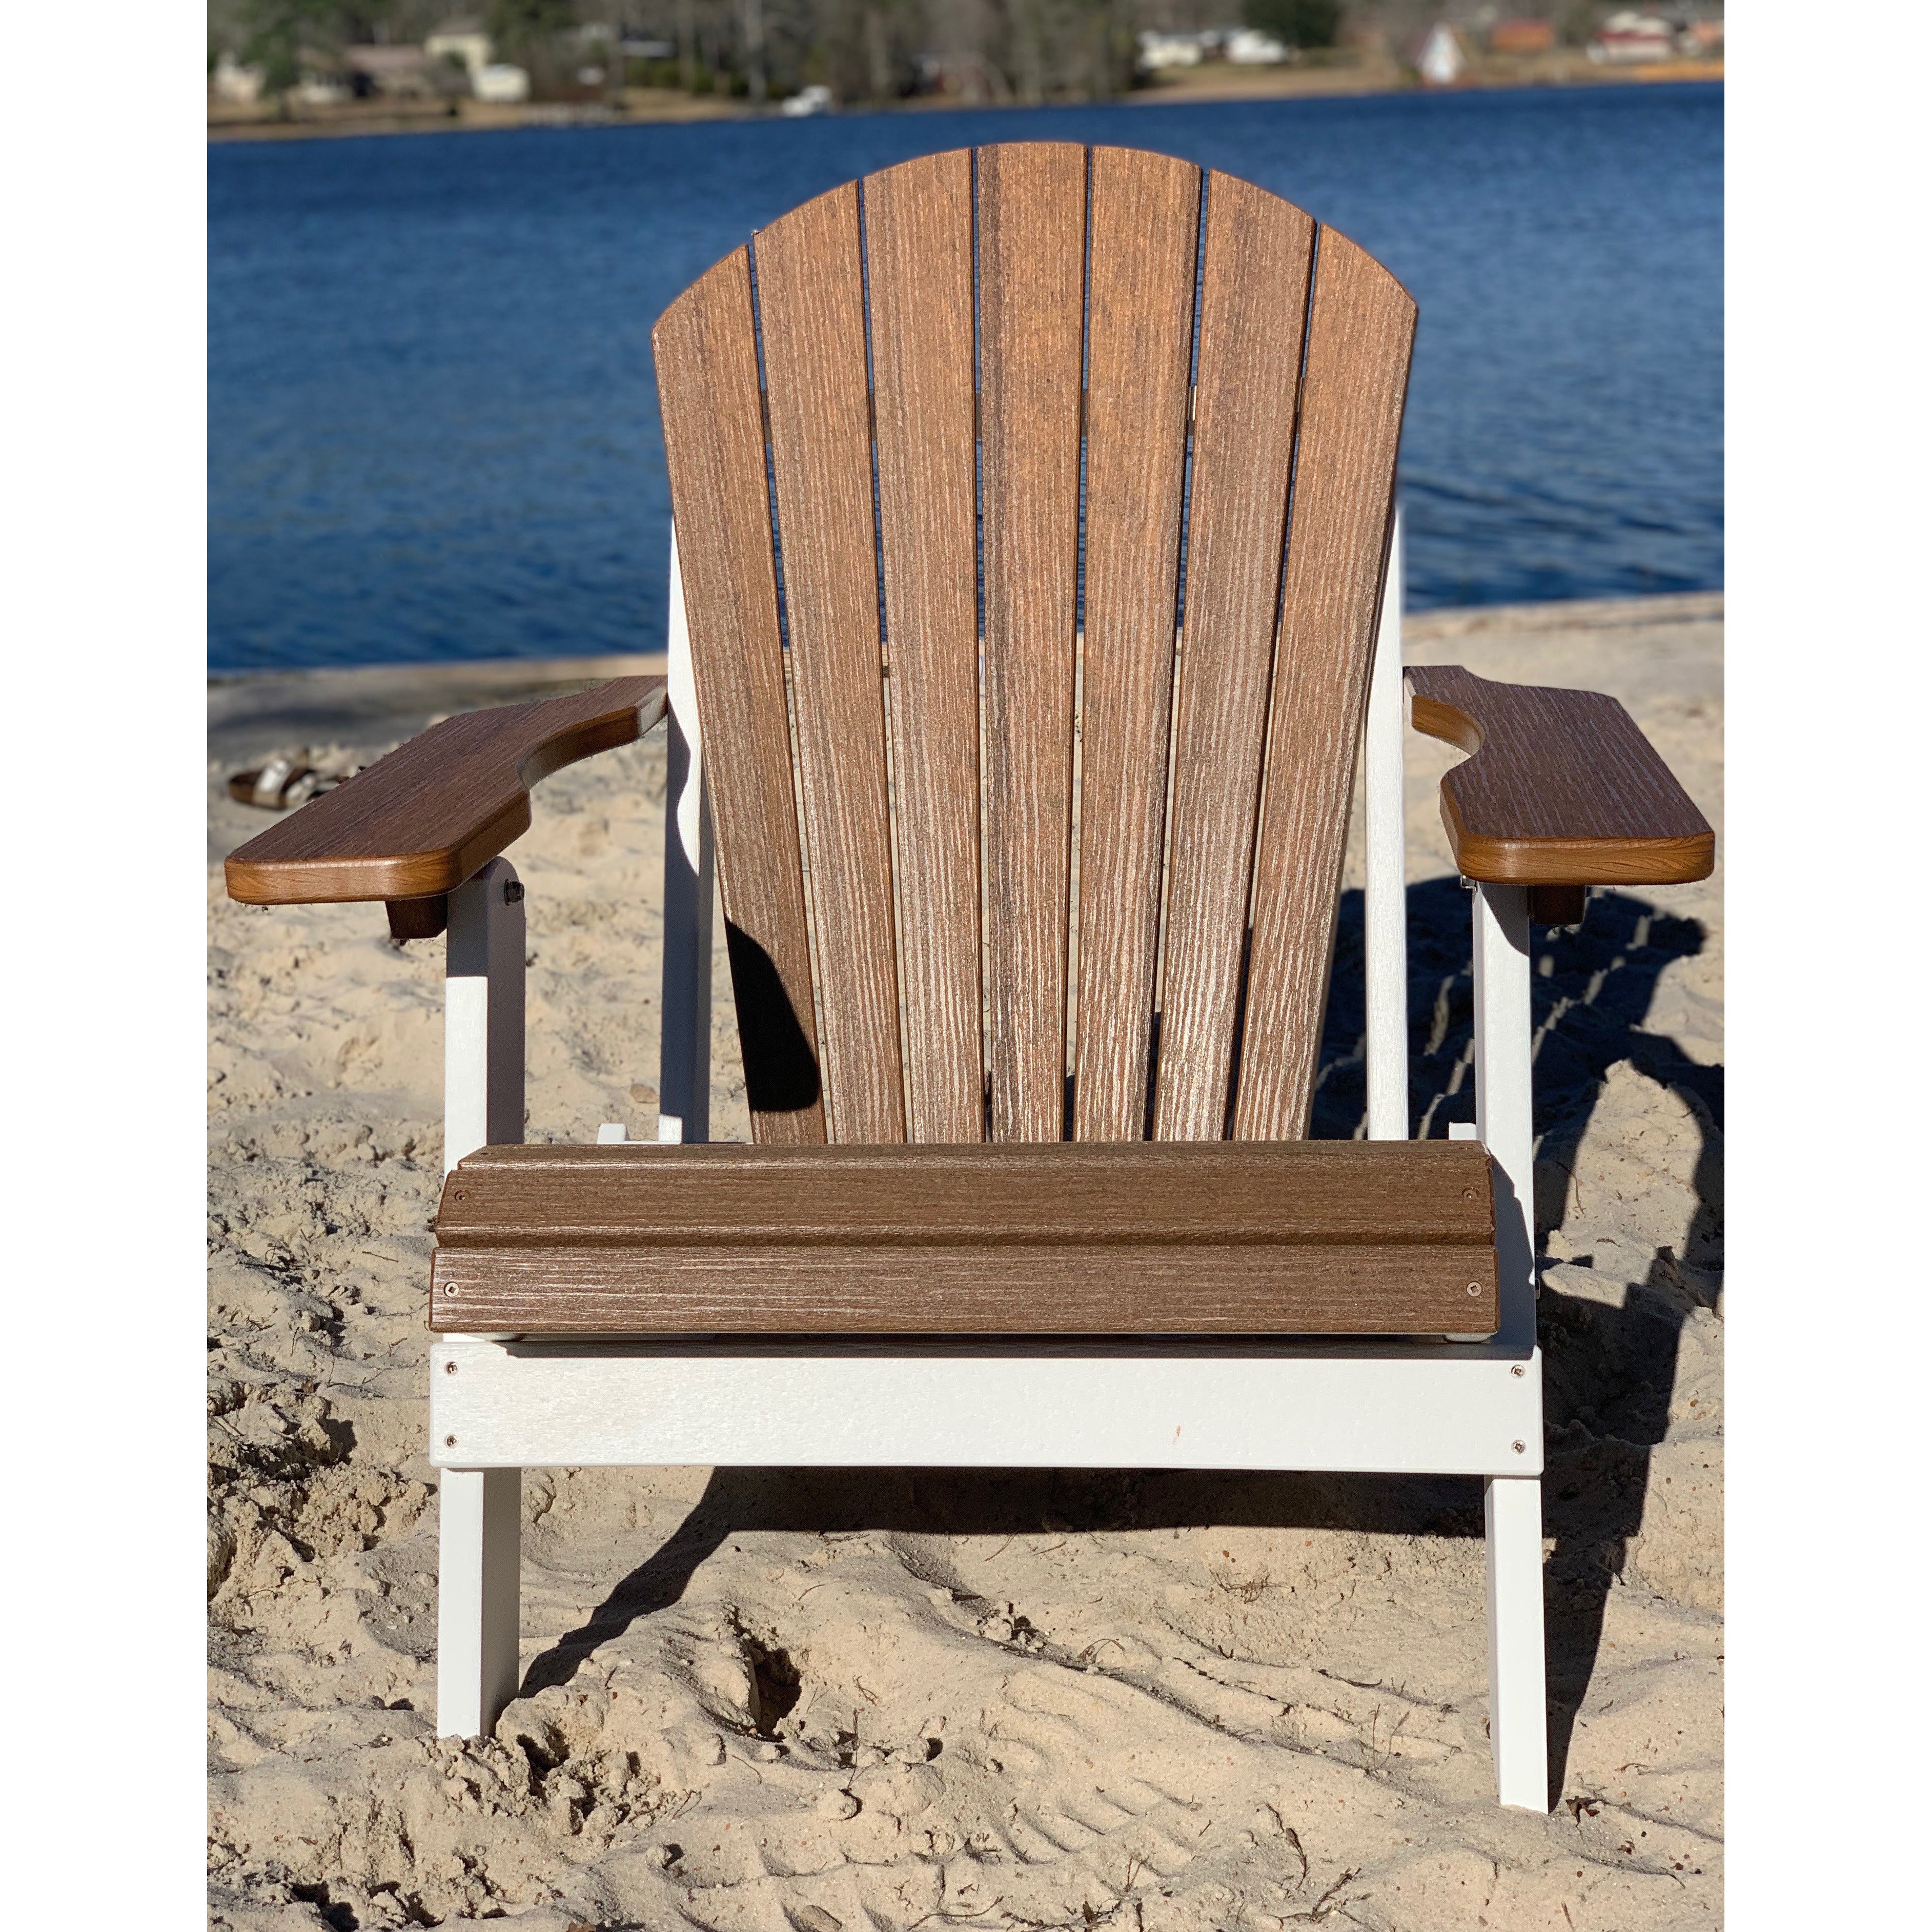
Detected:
left=212, top=51, right=263, bottom=103
left=1224, top=28, right=1289, bottom=65
left=1589, top=11, right=1678, bottom=63
left=473, top=64, right=532, bottom=103
left=1487, top=18, right=1555, bottom=55
left=342, top=45, right=439, bottom=98
left=425, top=25, right=494, bottom=82
left=1136, top=30, right=1206, bottom=71
left=1413, top=23, right=1467, bottom=87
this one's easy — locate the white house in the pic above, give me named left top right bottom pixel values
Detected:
left=1415, top=22, right=1467, bottom=86
left=1589, top=12, right=1678, bottom=62
left=1136, top=31, right=1205, bottom=71
left=1224, top=28, right=1288, bottom=65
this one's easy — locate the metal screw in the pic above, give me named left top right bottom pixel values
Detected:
left=1511, top=1364, right=1525, bottom=1378
left=504, top=881, right=525, bottom=904
left=1466, top=1282, right=1483, bottom=1297
left=443, top=1283, right=458, bottom=1295
left=1462, top=1188, right=1477, bottom=1201
left=1511, top=1440, right=1526, bottom=1454
left=444, top=1360, right=458, bottom=1375
left=444, top=1434, right=457, bottom=1448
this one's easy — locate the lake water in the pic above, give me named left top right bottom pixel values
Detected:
left=209, top=83, right=1721, bottom=672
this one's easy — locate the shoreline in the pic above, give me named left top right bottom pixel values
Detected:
left=208, top=59, right=1720, bottom=144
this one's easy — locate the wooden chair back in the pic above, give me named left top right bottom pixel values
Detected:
left=654, top=142, right=1414, bottom=1146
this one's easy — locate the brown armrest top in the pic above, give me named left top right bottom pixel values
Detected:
left=225, top=675, right=667, bottom=905
left=1406, top=664, right=1714, bottom=887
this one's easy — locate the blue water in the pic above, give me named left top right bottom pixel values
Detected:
left=209, top=84, right=1721, bottom=672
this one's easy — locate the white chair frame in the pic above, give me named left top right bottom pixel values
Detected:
left=428, top=506, right=1552, bottom=1811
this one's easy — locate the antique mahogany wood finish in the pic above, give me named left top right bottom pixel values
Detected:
left=650, top=143, right=1424, bottom=1151
left=1152, top=176, right=1315, bottom=1141
left=1072, top=148, right=1198, bottom=1141
left=431, top=1141, right=1498, bottom=1335
left=1235, top=232, right=1417, bottom=1139
left=754, top=182, right=907, bottom=1142
left=654, top=251, right=827, bottom=1140
left=1407, top=664, right=1716, bottom=886
left=978, top=143, right=1088, bottom=1142
left=864, top=151, right=985, bottom=1144
left=225, top=677, right=666, bottom=906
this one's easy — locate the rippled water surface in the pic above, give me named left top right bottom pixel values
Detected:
left=209, top=84, right=1720, bottom=670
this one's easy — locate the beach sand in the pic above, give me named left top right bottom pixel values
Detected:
left=208, top=594, right=1722, bottom=1929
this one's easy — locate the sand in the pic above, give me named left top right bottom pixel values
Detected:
left=208, top=593, right=1722, bottom=1930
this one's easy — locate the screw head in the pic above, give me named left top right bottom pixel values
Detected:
left=1466, top=1282, right=1483, bottom=1297
left=444, top=1360, right=458, bottom=1375
left=1511, top=1440, right=1526, bottom=1454
left=443, top=1283, right=458, bottom=1296
left=444, top=1434, right=457, bottom=1448
left=504, top=880, right=525, bottom=904
left=1511, top=1364, right=1526, bottom=1378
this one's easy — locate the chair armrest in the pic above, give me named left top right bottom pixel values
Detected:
left=224, top=675, right=666, bottom=907
left=1406, top=664, right=1714, bottom=888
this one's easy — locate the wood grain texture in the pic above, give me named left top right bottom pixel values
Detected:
left=978, top=142, right=1087, bottom=1141
left=865, top=150, right=985, bottom=1143
left=1235, top=229, right=1416, bottom=1140
left=225, top=677, right=666, bottom=904
left=1073, top=147, right=1201, bottom=1141
left=654, top=249, right=827, bottom=1142
left=433, top=1139, right=1496, bottom=1334
left=755, top=182, right=906, bottom=1142
left=429, top=1243, right=1496, bottom=1336
left=437, top=1138, right=1494, bottom=1246
left=1153, top=173, right=1315, bottom=1140
left=1406, top=665, right=1716, bottom=885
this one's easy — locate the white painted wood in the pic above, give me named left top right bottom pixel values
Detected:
left=1484, top=1473, right=1550, bottom=1809
left=1365, top=503, right=1408, bottom=1142
left=430, top=1340, right=1544, bottom=1476
left=658, top=523, right=715, bottom=1148
left=436, top=1465, right=521, bottom=1738
left=1474, top=881, right=1537, bottom=1350
left=444, top=857, right=526, bottom=1173
left=595, top=1123, right=628, bottom=1144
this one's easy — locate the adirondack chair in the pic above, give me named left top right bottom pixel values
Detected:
left=225, top=143, right=1715, bottom=1813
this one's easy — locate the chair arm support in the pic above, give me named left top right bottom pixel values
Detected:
left=1406, top=664, right=1714, bottom=887
left=224, top=676, right=667, bottom=909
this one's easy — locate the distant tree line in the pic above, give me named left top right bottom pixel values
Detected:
left=210, top=1, right=1640, bottom=108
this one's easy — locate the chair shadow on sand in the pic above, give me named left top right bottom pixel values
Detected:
left=519, top=877, right=1721, bottom=1808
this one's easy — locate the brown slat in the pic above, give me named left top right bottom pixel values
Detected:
left=864, top=150, right=985, bottom=1143
left=225, top=677, right=665, bottom=904
left=1406, top=665, right=1716, bottom=885
left=430, top=1243, right=1496, bottom=1336
left=437, top=1138, right=1495, bottom=1247
left=978, top=141, right=1087, bottom=1141
left=653, top=251, right=826, bottom=1141
left=1072, top=147, right=1201, bottom=1141
left=1236, top=230, right=1417, bottom=1140
left=755, top=184, right=905, bottom=1142
left=1153, top=174, right=1315, bottom=1140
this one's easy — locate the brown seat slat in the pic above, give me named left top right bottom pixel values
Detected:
left=755, top=182, right=905, bottom=1141
left=1406, top=665, right=1716, bottom=885
left=654, top=252, right=826, bottom=1141
left=1152, top=175, right=1315, bottom=1140
left=433, top=1141, right=1495, bottom=1335
left=1073, top=148, right=1200, bottom=1141
left=865, top=150, right=986, bottom=1143
left=1238, top=230, right=1418, bottom=1139
left=979, top=141, right=1087, bottom=1142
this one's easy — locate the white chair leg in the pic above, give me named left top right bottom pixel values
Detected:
left=1485, top=1472, right=1549, bottom=1809
left=437, top=1466, right=521, bottom=1737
